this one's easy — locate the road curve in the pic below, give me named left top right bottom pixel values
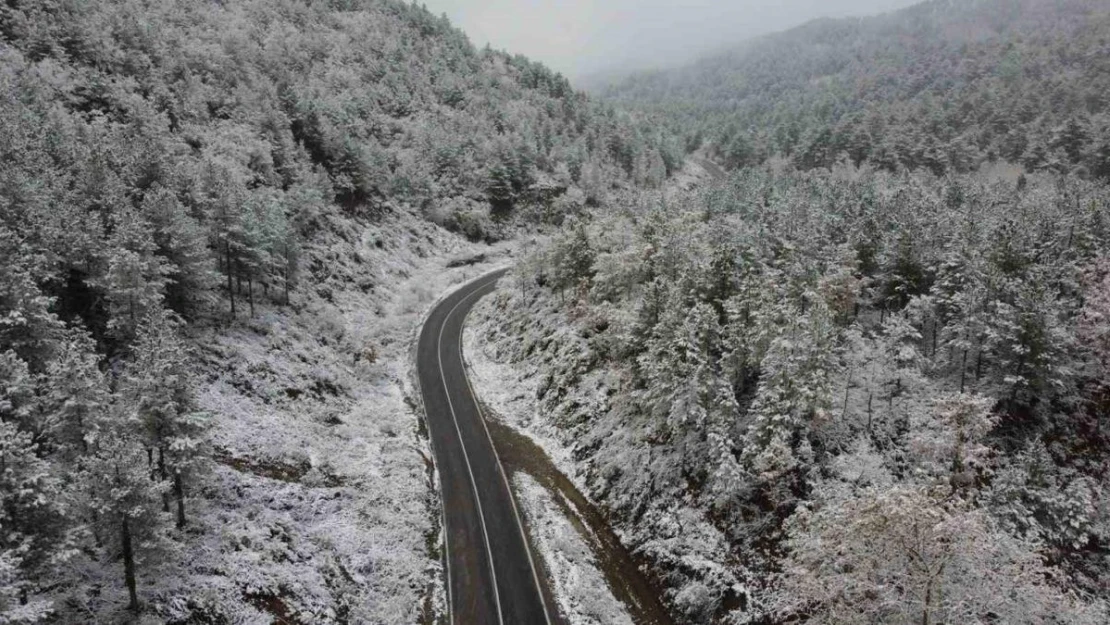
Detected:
left=417, top=269, right=554, bottom=625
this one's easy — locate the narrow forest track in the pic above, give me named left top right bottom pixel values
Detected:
left=690, top=155, right=728, bottom=181
left=416, top=270, right=557, bottom=625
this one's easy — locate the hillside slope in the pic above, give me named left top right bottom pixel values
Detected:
left=473, top=167, right=1110, bottom=624
left=0, top=0, right=667, bottom=621
left=597, top=0, right=1110, bottom=176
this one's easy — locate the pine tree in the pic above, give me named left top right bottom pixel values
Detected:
left=743, top=300, right=839, bottom=481
left=121, top=308, right=207, bottom=529
left=39, top=327, right=109, bottom=458
left=98, top=207, right=170, bottom=341
left=0, top=420, right=72, bottom=621
left=0, top=228, right=65, bottom=369
left=141, top=185, right=215, bottom=317
left=82, top=429, right=165, bottom=614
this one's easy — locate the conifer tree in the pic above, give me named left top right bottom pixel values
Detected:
left=121, top=308, right=206, bottom=529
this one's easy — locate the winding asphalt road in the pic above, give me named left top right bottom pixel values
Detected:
left=417, top=269, right=554, bottom=625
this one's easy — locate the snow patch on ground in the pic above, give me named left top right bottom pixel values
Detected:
left=512, top=473, right=635, bottom=625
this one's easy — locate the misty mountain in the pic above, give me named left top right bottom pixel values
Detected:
left=595, top=0, right=1110, bottom=176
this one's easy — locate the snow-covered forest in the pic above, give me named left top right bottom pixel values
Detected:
left=477, top=166, right=1110, bottom=622
left=0, top=0, right=671, bottom=621
left=597, top=0, right=1110, bottom=177
left=469, top=0, right=1110, bottom=622
left=4, top=0, right=1110, bottom=623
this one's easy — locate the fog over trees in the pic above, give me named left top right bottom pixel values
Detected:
left=421, top=0, right=922, bottom=80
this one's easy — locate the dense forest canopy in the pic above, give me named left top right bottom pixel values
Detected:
left=486, top=165, right=1110, bottom=623
left=597, top=0, right=1110, bottom=177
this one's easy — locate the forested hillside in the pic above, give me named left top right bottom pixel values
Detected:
left=0, top=0, right=670, bottom=621
left=477, top=167, right=1110, bottom=623
left=470, top=0, right=1110, bottom=622
left=596, top=0, right=1110, bottom=176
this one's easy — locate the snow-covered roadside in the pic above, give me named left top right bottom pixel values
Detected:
left=464, top=271, right=744, bottom=623
left=463, top=295, right=644, bottom=625
left=176, top=207, right=517, bottom=624
left=462, top=301, right=584, bottom=493
left=512, top=473, right=635, bottom=625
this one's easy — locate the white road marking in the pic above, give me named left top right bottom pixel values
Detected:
left=459, top=290, right=555, bottom=625
left=435, top=273, right=506, bottom=625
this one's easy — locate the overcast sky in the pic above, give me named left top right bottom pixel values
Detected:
left=419, top=0, right=921, bottom=81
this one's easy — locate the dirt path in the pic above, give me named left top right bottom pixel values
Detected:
left=690, top=155, right=728, bottom=181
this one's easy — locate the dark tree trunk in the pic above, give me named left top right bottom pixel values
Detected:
left=122, top=516, right=139, bottom=612
left=248, top=277, right=255, bottom=317
left=867, top=392, right=874, bottom=434
left=960, top=349, right=968, bottom=393
left=158, top=447, right=169, bottom=513
left=226, top=240, right=236, bottom=318
left=842, top=367, right=853, bottom=419
left=174, top=470, right=186, bottom=530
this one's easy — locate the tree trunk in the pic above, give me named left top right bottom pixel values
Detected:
left=841, top=367, right=853, bottom=419
left=867, top=392, right=874, bottom=434
left=226, top=240, right=236, bottom=318
left=248, top=277, right=255, bottom=317
left=959, top=349, right=968, bottom=393
left=122, top=516, right=139, bottom=613
left=158, top=447, right=169, bottom=513
left=174, top=470, right=186, bottom=530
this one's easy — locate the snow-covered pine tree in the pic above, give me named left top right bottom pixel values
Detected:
left=121, top=308, right=207, bottom=530
left=0, top=420, right=72, bottom=623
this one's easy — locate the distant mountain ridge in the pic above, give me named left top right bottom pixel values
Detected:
left=596, top=0, right=1110, bottom=177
